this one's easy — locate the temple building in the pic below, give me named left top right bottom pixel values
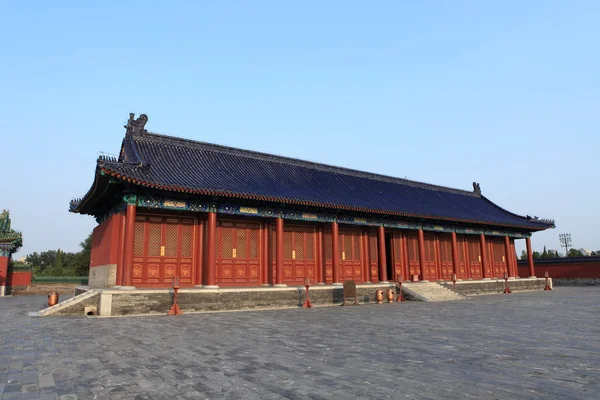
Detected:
left=71, top=114, right=554, bottom=291
left=0, top=210, right=23, bottom=296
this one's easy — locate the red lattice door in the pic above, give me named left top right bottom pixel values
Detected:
left=390, top=233, right=404, bottom=282
left=367, top=231, right=379, bottom=282
left=339, top=229, right=363, bottom=282
left=422, top=233, right=438, bottom=281
left=323, top=229, right=334, bottom=283
left=216, top=220, right=261, bottom=286
left=489, top=238, right=508, bottom=278
left=406, top=233, right=421, bottom=280
left=456, top=235, right=468, bottom=279
left=467, top=236, right=483, bottom=279
left=132, top=215, right=195, bottom=287
left=273, top=225, right=317, bottom=285
left=437, top=233, right=454, bottom=280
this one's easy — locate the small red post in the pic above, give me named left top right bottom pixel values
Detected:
left=503, top=272, right=512, bottom=294
left=544, top=271, right=552, bottom=291
left=303, top=276, right=313, bottom=308
left=396, top=274, right=405, bottom=302
left=452, top=273, right=457, bottom=291
left=168, top=276, right=182, bottom=315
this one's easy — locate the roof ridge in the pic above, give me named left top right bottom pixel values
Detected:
left=137, top=131, right=478, bottom=197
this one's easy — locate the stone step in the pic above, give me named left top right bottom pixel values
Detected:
left=401, top=282, right=467, bottom=302
left=38, top=289, right=98, bottom=316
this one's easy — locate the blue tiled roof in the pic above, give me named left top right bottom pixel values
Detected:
left=83, top=129, right=553, bottom=230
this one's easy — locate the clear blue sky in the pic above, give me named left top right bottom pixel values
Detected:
left=1, top=1, right=598, bottom=258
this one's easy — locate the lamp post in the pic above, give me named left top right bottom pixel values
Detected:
left=303, top=276, right=313, bottom=308
left=503, top=272, right=511, bottom=294
left=559, top=233, right=571, bottom=257
left=168, top=276, right=182, bottom=315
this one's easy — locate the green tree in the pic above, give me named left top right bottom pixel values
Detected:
left=520, top=250, right=527, bottom=260
left=71, top=234, right=92, bottom=276
left=26, top=250, right=57, bottom=273
left=567, top=248, right=584, bottom=258
left=541, top=246, right=548, bottom=259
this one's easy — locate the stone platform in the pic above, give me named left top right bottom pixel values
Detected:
left=42, top=283, right=399, bottom=317
left=36, top=278, right=551, bottom=317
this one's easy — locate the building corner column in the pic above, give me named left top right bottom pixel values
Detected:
left=205, top=209, right=219, bottom=288
left=122, top=196, right=137, bottom=288
left=417, top=228, right=426, bottom=281
left=480, top=233, right=490, bottom=280
left=331, top=220, right=341, bottom=285
left=377, top=225, right=388, bottom=282
left=526, top=237, right=536, bottom=278
left=274, top=217, right=286, bottom=287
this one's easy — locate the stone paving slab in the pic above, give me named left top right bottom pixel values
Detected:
left=1, top=288, right=599, bottom=399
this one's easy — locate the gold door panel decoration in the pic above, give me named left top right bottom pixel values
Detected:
left=274, top=225, right=317, bottom=285
left=132, top=215, right=195, bottom=287
left=216, top=220, right=261, bottom=286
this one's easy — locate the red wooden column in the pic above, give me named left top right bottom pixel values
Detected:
left=504, top=235, right=514, bottom=278
left=116, top=212, right=126, bottom=286
left=194, top=219, right=204, bottom=286
left=451, top=232, right=459, bottom=280
left=331, top=220, right=341, bottom=284
left=480, top=234, right=489, bottom=279
left=261, top=223, right=269, bottom=285
left=377, top=226, right=388, bottom=282
left=316, top=228, right=324, bottom=284
left=434, top=236, right=443, bottom=280
left=401, top=234, right=410, bottom=281
left=526, top=237, right=536, bottom=277
left=275, top=217, right=285, bottom=286
left=417, top=228, right=426, bottom=281
left=122, top=201, right=137, bottom=287
left=361, top=230, right=370, bottom=282
left=205, top=210, right=218, bottom=287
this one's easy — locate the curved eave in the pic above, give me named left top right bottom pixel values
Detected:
left=100, top=166, right=553, bottom=232
left=480, top=195, right=555, bottom=231
left=70, top=165, right=112, bottom=215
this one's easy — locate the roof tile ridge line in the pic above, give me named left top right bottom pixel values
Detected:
left=479, top=195, right=553, bottom=226
left=125, top=134, right=145, bottom=165
left=139, top=131, right=477, bottom=197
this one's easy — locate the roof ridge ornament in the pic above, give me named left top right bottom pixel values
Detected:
left=124, top=113, right=148, bottom=136
left=472, top=182, right=481, bottom=196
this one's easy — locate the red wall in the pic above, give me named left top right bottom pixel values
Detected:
left=518, top=258, right=600, bottom=279
left=0, top=256, right=8, bottom=286
left=90, top=213, right=123, bottom=267
left=7, top=271, right=32, bottom=286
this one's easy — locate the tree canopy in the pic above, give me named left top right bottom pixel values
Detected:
left=25, top=233, right=91, bottom=276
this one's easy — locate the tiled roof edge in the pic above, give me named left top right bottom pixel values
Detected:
left=480, top=195, right=555, bottom=228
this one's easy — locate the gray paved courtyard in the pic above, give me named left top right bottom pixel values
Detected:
left=1, top=287, right=599, bottom=400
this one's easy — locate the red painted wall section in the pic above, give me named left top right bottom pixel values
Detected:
left=0, top=256, right=8, bottom=287
left=90, top=213, right=122, bottom=268
left=7, top=271, right=32, bottom=286
left=518, top=258, right=600, bottom=279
